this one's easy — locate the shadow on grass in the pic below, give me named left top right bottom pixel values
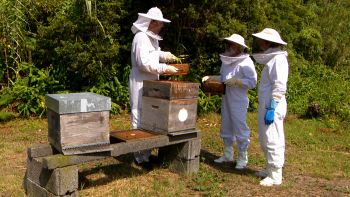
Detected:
left=78, top=153, right=165, bottom=190
left=200, top=149, right=257, bottom=176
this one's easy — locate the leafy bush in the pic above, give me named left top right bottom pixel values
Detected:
left=287, top=63, right=350, bottom=120
left=0, top=0, right=349, bottom=121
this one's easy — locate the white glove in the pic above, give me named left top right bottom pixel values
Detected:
left=224, top=78, right=243, bottom=87
left=202, top=76, right=219, bottom=82
left=166, top=54, right=178, bottom=63
left=164, top=65, right=178, bottom=74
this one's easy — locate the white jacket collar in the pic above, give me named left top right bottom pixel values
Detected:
left=145, top=30, right=163, bottom=40
left=220, top=53, right=250, bottom=65
left=252, top=47, right=288, bottom=65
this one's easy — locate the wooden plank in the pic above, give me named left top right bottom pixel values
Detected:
left=143, top=80, right=199, bottom=100
left=110, top=129, right=163, bottom=142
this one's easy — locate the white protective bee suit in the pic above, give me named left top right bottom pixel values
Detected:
left=129, top=8, right=173, bottom=163
left=252, top=46, right=289, bottom=184
left=219, top=53, right=257, bottom=152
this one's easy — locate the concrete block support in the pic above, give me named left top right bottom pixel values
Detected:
left=168, top=157, right=200, bottom=174
left=158, top=139, right=201, bottom=174
left=158, top=139, right=201, bottom=160
left=27, top=158, right=78, bottom=196
left=27, top=179, right=78, bottom=197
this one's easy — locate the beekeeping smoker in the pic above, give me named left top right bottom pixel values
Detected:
left=129, top=7, right=178, bottom=166
left=252, top=28, right=289, bottom=186
left=202, top=34, right=257, bottom=170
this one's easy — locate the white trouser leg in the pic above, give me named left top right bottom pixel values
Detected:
left=258, top=110, right=285, bottom=168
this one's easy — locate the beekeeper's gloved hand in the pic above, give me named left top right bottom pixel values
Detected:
left=224, top=78, right=243, bottom=87
left=202, top=76, right=219, bottom=82
left=167, top=54, right=178, bottom=63
left=164, top=65, right=178, bottom=74
left=264, top=99, right=279, bottom=125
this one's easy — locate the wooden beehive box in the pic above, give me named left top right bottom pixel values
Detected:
left=203, top=81, right=226, bottom=94
left=45, top=92, right=112, bottom=155
left=143, top=80, right=199, bottom=100
left=141, top=80, right=199, bottom=135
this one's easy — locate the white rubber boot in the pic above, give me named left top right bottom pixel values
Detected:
left=235, top=151, right=248, bottom=170
left=260, top=165, right=282, bottom=186
left=214, top=146, right=234, bottom=163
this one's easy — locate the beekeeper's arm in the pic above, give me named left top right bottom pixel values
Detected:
left=202, top=64, right=223, bottom=82
left=265, top=56, right=289, bottom=125
left=134, top=33, right=170, bottom=74
left=224, top=63, right=257, bottom=88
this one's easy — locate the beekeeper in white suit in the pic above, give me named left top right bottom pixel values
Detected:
left=129, top=7, right=178, bottom=166
left=202, top=34, right=257, bottom=170
left=252, top=28, right=289, bottom=186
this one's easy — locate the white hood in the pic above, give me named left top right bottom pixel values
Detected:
left=131, top=15, right=151, bottom=34
left=220, top=53, right=250, bottom=65
left=131, top=15, right=163, bottom=40
left=252, top=47, right=288, bottom=65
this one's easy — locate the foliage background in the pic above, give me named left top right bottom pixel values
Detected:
left=0, top=0, right=349, bottom=125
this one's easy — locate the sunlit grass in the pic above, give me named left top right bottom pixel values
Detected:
left=0, top=112, right=349, bottom=196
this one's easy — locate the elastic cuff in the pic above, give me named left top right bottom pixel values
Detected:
left=268, top=99, right=279, bottom=110
left=271, top=93, right=283, bottom=102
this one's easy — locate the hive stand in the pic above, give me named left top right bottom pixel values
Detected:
left=24, top=130, right=201, bottom=196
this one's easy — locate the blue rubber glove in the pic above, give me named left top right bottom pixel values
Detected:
left=264, top=100, right=279, bottom=125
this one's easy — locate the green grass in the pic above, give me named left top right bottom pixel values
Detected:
left=0, top=112, right=349, bottom=196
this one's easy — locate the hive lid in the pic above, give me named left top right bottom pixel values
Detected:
left=45, top=92, right=111, bottom=114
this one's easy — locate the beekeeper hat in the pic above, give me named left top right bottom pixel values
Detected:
left=252, top=28, right=287, bottom=45
left=224, top=34, right=250, bottom=49
left=131, top=7, right=170, bottom=34
left=138, top=7, right=170, bottom=23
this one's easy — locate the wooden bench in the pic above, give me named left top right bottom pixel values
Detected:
left=24, top=129, right=201, bottom=196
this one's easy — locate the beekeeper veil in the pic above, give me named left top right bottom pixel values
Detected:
left=131, top=7, right=171, bottom=34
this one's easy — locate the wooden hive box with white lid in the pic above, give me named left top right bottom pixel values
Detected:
left=141, top=80, right=199, bottom=135
left=45, top=92, right=112, bottom=155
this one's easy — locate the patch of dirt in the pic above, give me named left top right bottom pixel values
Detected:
left=200, top=150, right=350, bottom=197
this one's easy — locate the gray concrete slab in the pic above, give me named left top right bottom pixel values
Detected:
left=110, top=135, right=169, bottom=156
left=27, top=143, right=59, bottom=160
left=42, top=154, right=108, bottom=170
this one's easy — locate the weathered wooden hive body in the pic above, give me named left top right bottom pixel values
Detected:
left=141, top=80, right=199, bottom=135
left=45, top=92, right=112, bottom=155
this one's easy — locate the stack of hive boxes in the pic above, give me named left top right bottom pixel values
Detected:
left=141, top=80, right=201, bottom=174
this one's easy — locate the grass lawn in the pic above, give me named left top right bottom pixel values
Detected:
left=0, top=112, right=349, bottom=196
